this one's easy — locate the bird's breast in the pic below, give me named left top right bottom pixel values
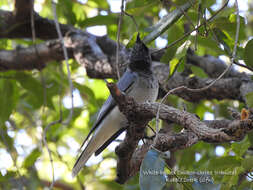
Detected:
left=128, top=75, right=159, bottom=103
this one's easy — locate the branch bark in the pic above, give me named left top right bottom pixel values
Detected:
left=106, top=82, right=253, bottom=183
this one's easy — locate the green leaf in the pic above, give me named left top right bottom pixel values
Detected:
left=0, top=124, right=14, bottom=152
left=0, top=80, right=19, bottom=123
left=88, top=0, right=109, bottom=9
left=23, top=148, right=41, bottom=168
left=242, top=156, right=253, bottom=171
left=191, top=65, right=208, bottom=78
left=169, top=58, right=180, bottom=77
left=208, top=156, right=241, bottom=170
left=72, top=3, right=86, bottom=22
left=57, top=0, right=77, bottom=25
left=15, top=72, right=54, bottom=109
left=74, top=82, right=98, bottom=114
left=79, top=15, right=117, bottom=27
left=221, top=167, right=244, bottom=189
left=126, top=0, right=159, bottom=11
left=212, top=28, right=232, bottom=55
left=211, top=15, right=246, bottom=42
left=160, top=25, right=185, bottom=63
left=160, top=46, right=178, bottom=63
left=245, top=92, right=253, bottom=108
left=126, top=32, right=148, bottom=49
left=201, top=0, right=216, bottom=8
left=244, top=39, right=253, bottom=68
left=231, top=139, right=250, bottom=158
left=196, top=35, right=224, bottom=55
left=247, top=131, right=253, bottom=147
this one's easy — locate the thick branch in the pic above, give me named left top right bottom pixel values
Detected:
left=0, top=2, right=73, bottom=40
left=107, top=82, right=253, bottom=183
left=0, top=39, right=73, bottom=71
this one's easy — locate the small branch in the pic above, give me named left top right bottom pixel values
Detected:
left=123, top=11, right=139, bottom=31
left=115, top=0, right=125, bottom=79
left=42, top=121, right=58, bottom=190
left=231, top=0, right=240, bottom=62
left=30, top=0, right=36, bottom=42
left=52, top=1, right=73, bottom=125
left=233, top=60, right=253, bottom=73
left=41, top=2, right=75, bottom=189
left=0, top=39, right=72, bottom=71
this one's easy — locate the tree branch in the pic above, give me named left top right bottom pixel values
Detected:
left=106, top=82, right=253, bottom=183
left=161, top=72, right=243, bottom=102
left=0, top=39, right=73, bottom=71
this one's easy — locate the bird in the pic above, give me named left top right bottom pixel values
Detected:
left=72, top=34, right=159, bottom=177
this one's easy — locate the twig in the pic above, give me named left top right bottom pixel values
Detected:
left=30, top=0, right=44, bottom=70
left=41, top=67, right=63, bottom=190
left=115, top=0, right=125, bottom=79
left=154, top=0, right=229, bottom=53
left=52, top=1, right=73, bottom=125
left=194, top=3, right=201, bottom=51
left=233, top=60, right=253, bottom=73
left=231, top=0, right=240, bottom=62
left=30, top=2, right=55, bottom=188
left=172, top=1, right=195, bottom=29
left=155, top=86, right=186, bottom=135
left=123, top=10, right=138, bottom=31
left=30, top=0, right=35, bottom=42
left=55, top=151, right=85, bottom=190
left=42, top=120, right=61, bottom=190
left=40, top=72, right=47, bottom=116
left=41, top=2, right=74, bottom=189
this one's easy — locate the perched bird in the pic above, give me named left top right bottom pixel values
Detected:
left=72, top=35, right=159, bottom=177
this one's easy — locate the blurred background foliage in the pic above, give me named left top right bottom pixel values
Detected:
left=0, top=0, right=253, bottom=189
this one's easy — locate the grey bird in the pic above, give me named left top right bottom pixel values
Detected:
left=72, top=35, right=159, bottom=177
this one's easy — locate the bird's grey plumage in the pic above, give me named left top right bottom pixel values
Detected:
left=72, top=35, right=159, bottom=177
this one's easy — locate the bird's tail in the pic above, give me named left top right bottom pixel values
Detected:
left=72, top=127, right=122, bottom=177
left=72, top=108, right=126, bottom=177
left=72, top=141, right=94, bottom=177
left=72, top=129, right=124, bottom=177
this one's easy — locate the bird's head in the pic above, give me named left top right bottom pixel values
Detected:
left=129, top=34, right=152, bottom=73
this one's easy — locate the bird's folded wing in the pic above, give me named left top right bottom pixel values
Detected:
left=77, top=69, right=138, bottom=154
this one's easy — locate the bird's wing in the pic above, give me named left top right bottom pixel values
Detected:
left=94, top=127, right=125, bottom=156
left=76, top=69, right=137, bottom=157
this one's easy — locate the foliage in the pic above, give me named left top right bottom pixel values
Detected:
left=0, top=0, right=253, bottom=190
